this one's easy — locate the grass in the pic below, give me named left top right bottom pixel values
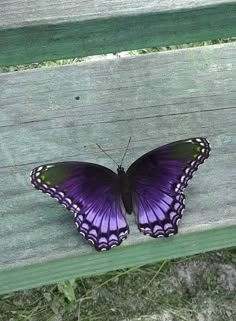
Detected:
left=0, top=249, right=235, bottom=321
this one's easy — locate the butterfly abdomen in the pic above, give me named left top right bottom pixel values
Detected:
left=117, top=166, right=133, bottom=214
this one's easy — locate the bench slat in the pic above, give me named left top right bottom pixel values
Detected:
left=0, top=1, right=236, bottom=66
left=0, top=43, right=235, bottom=293
left=0, top=226, right=235, bottom=295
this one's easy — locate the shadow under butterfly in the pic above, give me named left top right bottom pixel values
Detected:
left=30, top=137, right=211, bottom=251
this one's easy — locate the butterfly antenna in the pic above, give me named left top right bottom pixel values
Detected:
left=96, top=143, right=120, bottom=167
left=120, top=137, right=131, bottom=167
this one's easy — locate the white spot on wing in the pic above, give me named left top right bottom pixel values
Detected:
left=175, top=183, right=181, bottom=192
left=46, top=165, right=54, bottom=169
left=65, top=198, right=72, bottom=204
left=73, top=204, right=80, bottom=211
left=176, top=218, right=181, bottom=225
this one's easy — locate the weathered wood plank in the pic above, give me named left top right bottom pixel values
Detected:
left=0, top=43, right=235, bottom=293
left=0, top=1, right=236, bottom=66
left=2, top=0, right=236, bottom=27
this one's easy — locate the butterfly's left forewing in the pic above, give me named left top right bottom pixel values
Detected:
left=127, top=138, right=210, bottom=238
left=31, top=162, right=129, bottom=251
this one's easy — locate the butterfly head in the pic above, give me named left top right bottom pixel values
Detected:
left=117, top=165, right=125, bottom=174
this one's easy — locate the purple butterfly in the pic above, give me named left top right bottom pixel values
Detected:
left=30, top=138, right=210, bottom=251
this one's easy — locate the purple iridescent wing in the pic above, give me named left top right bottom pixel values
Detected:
left=30, top=162, right=129, bottom=251
left=127, top=138, right=210, bottom=238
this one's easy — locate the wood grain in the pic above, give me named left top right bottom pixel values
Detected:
left=0, top=43, right=235, bottom=293
left=2, top=0, right=235, bottom=27
left=0, top=1, right=236, bottom=65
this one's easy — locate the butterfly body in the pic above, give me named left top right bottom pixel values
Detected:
left=31, top=138, right=210, bottom=251
left=117, top=166, right=133, bottom=214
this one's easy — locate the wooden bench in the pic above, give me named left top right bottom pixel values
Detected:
left=0, top=0, right=236, bottom=295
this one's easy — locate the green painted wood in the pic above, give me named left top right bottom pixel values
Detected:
left=0, top=1, right=236, bottom=66
left=0, top=43, right=236, bottom=293
left=0, top=226, right=235, bottom=295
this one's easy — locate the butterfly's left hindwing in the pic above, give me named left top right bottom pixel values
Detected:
left=127, top=138, right=210, bottom=238
left=31, top=162, right=129, bottom=251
